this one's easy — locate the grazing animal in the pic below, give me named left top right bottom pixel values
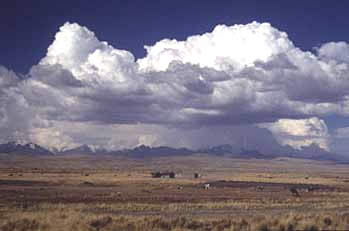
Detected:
left=256, top=186, right=264, bottom=191
left=177, top=186, right=183, bottom=190
left=306, top=186, right=315, bottom=192
left=204, top=183, right=210, bottom=190
left=290, top=187, right=300, bottom=197
left=82, top=181, right=94, bottom=186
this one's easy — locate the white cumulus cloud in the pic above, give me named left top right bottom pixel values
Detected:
left=1, top=21, right=349, bottom=152
left=260, top=117, right=330, bottom=151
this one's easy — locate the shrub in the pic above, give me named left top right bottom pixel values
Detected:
left=304, top=225, right=319, bottom=231
left=323, top=217, right=332, bottom=226
left=1, top=218, right=40, bottom=231
left=257, top=224, right=270, bottom=231
left=89, top=216, right=112, bottom=230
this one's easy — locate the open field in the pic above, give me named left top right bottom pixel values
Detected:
left=1, top=154, right=349, bottom=230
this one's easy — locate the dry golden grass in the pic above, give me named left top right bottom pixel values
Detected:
left=1, top=203, right=349, bottom=231
left=1, top=154, right=349, bottom=230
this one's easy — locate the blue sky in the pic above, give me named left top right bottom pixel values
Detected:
left=1, top=1, right=349, bottom=155
left=2, top=0, right=349, bottom=73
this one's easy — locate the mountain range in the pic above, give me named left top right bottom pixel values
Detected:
left=0, top=141, right=347, bottom=162
left=0, top=142, right=54, bottom=155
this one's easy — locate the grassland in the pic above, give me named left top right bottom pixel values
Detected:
left=1, top=154, right=349, bottom=230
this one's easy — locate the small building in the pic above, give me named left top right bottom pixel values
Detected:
left=151, top=171, right=176, bottom=179
left=151, top=171, right=161, bottom=178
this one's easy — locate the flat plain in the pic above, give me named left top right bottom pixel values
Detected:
left=1, top=154, right=349, bottom=230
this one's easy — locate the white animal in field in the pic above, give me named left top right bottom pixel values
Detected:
left=204, top=183, right=210, bottom=190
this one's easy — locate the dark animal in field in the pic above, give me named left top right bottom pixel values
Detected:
left=89, top=216, right=112, bottom=230
left=82, top=181, right=94, bottom=186
left=305, top=186, right=315, bottom=192
left=290, top=187, right=300, bottom=197
left=256, top=186, right=264, bottom=191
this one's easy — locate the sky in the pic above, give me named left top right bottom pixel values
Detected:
left=1, top=0, right=349, bottom=155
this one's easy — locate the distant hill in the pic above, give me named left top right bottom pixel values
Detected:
left=0, top=142, right=53, bottom=155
